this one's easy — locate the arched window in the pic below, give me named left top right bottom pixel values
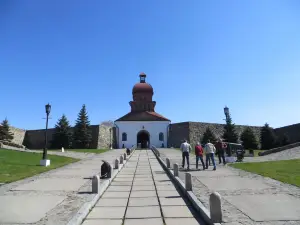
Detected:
left=159, top=132, right=164, bottom=141
left=122, top=133, right=127, bottom=141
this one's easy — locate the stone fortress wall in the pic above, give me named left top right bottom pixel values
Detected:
left=16, top=122, right=114, bottom=149
left=7, top=121, right=300, bottom=150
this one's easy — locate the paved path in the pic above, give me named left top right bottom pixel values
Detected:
left=244, top=146, right=300, bottom=162
left=0, top=149, right=125, bottom=225
left=82, top=150, right=205, bottom=225
left=157, top=148, right=300, bottom=225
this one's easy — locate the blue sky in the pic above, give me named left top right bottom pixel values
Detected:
left=1, top=0, right=299, bottom=130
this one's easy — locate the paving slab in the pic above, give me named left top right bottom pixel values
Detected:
left=157, top=190, right=181, bottom=197
left=126, top=206, right=161, bottom=218
left=132, top=185, right=155, bottom=191
left=12, top=177, right=87, bottom=191
left=156, top=185, right=177, bottom=191
left=128, top=197, right=159, bottom=206
left=162, top=206, right=194, bottom=218
left=133, top=181, right=154, bottom=186
left=124, top=218, right=164, bottom=225
left=96, top=198, right=128, bottom=207
left=106, top=185, right=132, bottom=192
left=130, top=190, right=157, bottom=197
left=111, top=181, right=133, bottom=186
left=0, top=195, right=65, bottom=223
left=199, top=177, right=271, bottom=191
left=82, top=219, right=123, bottom=225
left=165, top=218, right=201, bottom=225
left=224, top=194, right=300, bottom=221
left=159, top=197, right=188, bottom=206
left=87, top=206, right=126, bottom=219
left=101, top=191, right=130, bottom=198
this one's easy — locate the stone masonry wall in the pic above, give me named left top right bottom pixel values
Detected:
left=97, top=123, right=113, bottom=149
left=169, top=122, right=262, bottom=148
left=274, top=123, right=300, bottom=144
left=9, top=126, right=26, bottom=146
left=168, top=122, right=190, bottom=148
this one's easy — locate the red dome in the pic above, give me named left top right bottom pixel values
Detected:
left=132, top=83, right=153, bottom=94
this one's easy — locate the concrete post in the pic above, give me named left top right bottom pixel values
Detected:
left=120, top=155, right=124, bottom=164
left=185, top=172, right=192, bottom=191
left=210, top=192, right=222, bottom=223
left=166, top=158, right=170, bottom=168
left=173, top=163, right=179, bottom=176
left=114, top=159, right=119, bottom=169
left=123, top=153, right=126, bottom=161
left=92, top=175, right=100, bottom=193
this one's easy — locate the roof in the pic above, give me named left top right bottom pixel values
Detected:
left=115, top=111, right=170, bottom=122
left=132, top=83, right=153, bottom=94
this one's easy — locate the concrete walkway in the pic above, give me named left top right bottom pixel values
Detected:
left=0, top=149, right=125, bottom=225
left=82, top=150, right=205, bottom=225
left=157, top=148, right=300, bottom=225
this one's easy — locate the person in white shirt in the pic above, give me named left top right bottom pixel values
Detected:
left=180, top=139, right=191, bottom=170
left=204, top=139, right=217, bottom=170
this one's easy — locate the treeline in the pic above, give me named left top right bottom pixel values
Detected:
left=51, top=104, right=92, bottom=149
left=201, top=113, right=290, bottom=150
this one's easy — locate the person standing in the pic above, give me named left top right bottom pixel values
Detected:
left=195, top=142, right=205, bottom=170
left=180, top=139, right=191, bottom=170
left=205, top=139, right=216, bottom=170
left=215, top=138, right=226, bottom=165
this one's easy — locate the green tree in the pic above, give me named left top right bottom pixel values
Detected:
left=240, top=127, right=258, bottom=149
left=202, top=127, right=217, bottom=144
left=73, top=104, right=92, bottom=149
left=0, top=118, right=14, bottom=142
left=280, top=133, right=290, bottom=146
left=51, top=114, right=72, bottom=149
left=223, top=113, right=239, bottom=143
left=260, top=123, right=277, bottom=150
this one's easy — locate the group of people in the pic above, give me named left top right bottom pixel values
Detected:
left=180, top=138, right=227, bottom=171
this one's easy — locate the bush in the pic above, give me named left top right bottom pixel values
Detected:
left=0, top=141, right=24, bottom=149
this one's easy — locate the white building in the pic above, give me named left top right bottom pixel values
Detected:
left=114, top=73, right=171, bottom=149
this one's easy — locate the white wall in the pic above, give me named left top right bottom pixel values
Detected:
left=114, top=121, right=170, bottom=148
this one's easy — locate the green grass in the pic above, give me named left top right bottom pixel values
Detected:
left=0, top=149, right=79, bottom=183
left=35, top=149, right=109, bottom=154
left=230, top=159, right=300, bottom=187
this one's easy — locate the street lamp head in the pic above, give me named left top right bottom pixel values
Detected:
left=45, top=103, right=51, bottom=115
left=224, top=106, right=229, bottom=116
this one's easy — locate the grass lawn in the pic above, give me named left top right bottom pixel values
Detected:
left=0, top=149, right=79, bottom=183
left=35, top=149, right=109, bottom=154
left=230, top=159, right=300, bottom=187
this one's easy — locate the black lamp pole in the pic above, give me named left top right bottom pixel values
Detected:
left=43, top=103, right=51, bottom=160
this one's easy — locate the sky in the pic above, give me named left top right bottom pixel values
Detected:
left=0, top=0, right=300, bottom=130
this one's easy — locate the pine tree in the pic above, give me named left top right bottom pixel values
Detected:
left=0, top=118, right=14, bottom=142
left=260, top=123, right=277, bottom=150
left=222, top=113, right=239, bottom=143
left=51, top=114, right=72, bottom=149
left=73, top=104, right=92, bottom=149
left=240, top=127, right=258, bottom=150
left=202, top=127, right=217, bottom=144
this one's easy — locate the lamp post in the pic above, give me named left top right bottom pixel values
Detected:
left=40, top=103, right=51, bottom=166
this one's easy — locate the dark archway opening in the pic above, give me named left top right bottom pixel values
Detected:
left=137, top=130, right=150, bottom=149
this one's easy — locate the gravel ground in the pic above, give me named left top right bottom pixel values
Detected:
left=157, top=148, right=300, bottom=225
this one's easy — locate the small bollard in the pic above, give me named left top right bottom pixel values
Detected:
left=185, top=172, right=192, bottom=191
left=92, top=175, right=100, bottom=193
left=166, top=158, right=170, bottom=168
left=114, top=159, right=119, bottom=169
left=123, top=153, right=126, bottom=161
left=173, top=163, right=179, bottom=176
left=210, top=192, right=222, bottom=223
left=120, top=155, right=124, bottom=164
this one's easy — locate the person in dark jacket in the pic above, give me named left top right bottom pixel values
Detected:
left=215, top=138, right=226, bottom=165
left=195, top=142, right=205, bottom=170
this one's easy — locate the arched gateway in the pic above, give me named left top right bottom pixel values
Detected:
left=137, top=130, right=150, bottom=148
left=114, top=72, right=171, bottom=149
